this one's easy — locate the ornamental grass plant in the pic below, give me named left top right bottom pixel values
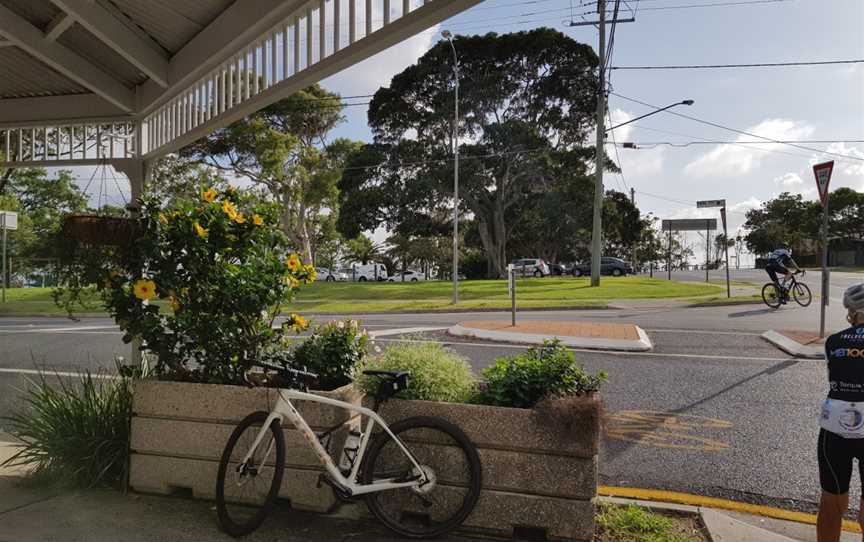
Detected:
left=1, top=366, right=133, bottom=488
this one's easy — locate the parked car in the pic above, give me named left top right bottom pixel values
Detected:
left=570, top=257, right=633, bottom=277
left=548, top=263, right=568, bottom=276
left=315, top=267, right=338, bottom=281
left=388, top=269, right=426, bottom=282
left=510, top=258, right=551, bottom=277
left=347, top=262, right=388, bottom=281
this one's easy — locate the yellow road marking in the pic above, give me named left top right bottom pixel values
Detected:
left=598, top=485, right=863, bottom=534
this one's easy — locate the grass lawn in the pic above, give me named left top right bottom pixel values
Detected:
left=0, top=277, right=725, bottom=316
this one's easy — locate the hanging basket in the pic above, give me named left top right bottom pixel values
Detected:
left=63, top=214, right=141, bottom=246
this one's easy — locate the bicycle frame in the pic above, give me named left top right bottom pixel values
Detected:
left=239, top=388, right=428, bottom=497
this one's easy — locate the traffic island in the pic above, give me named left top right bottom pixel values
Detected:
left=448, top=320, right=653, bottom=352
left=762, top=330, right=826, bottom=359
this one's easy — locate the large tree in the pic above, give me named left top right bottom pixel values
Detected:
left=181, top=84, right=360, bottom=262
left=338, top=28, right=608, bottom=277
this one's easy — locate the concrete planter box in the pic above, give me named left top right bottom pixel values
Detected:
left=129, top=379, right=360, bottom=513
left=374, top=394, right=601, bottom=542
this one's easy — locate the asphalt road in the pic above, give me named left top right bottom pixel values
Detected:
left=0, top=304, right=851, bottom=516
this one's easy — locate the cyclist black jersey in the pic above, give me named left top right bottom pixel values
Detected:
left=825, top=325, right=864, bottom=402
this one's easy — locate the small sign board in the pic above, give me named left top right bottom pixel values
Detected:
left=0, top=211, right=17, bottom=231
left=813, top=161, right=834, bottom=208
left=720, top=207, right=727, bottom=232
left=662, top=218, right=717, bottom=232
left=697, top=199, right=726, bottom=209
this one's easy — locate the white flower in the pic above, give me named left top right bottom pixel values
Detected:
left=374, top=346, right=382, bottom=354
left=336, top=321, right=345, bottom=329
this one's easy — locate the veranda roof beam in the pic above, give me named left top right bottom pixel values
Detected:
left=0, top=3, right=135, bottom=112
left=49, top=0, right=169, bottom=87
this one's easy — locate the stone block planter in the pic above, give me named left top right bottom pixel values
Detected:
left=374, top=394, right=601, bottom=541
left=129, top=380, right=360, bottom=513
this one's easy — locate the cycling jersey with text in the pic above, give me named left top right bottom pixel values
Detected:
left=820, top=326, right=864, bottom=438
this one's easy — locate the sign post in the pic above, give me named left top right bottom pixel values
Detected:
left=507, top=264, right=516, bottom=326
left=697, top=200, right=730, bottom=298
left=1, top=211, right=19, bottom=303
left=813, top=161, right=834, bottom=338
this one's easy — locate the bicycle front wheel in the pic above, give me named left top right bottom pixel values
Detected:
left=762, top=283, right=782, bottom=309
left=216, top=411, right=285, bottom=537
left=793, top=282, right=812, bottom=307
left=362, top=416, right=482, bottom=538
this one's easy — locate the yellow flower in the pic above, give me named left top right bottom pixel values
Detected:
left=221, top=200, right=238, bottom=220
left=234, top=213, right=246, bottom=224
left=202, top=188, right=217, bottom=203
left=158, top=213, right=168, bottom=225
left=193, top=221, right=209, bottom=238
left=304, top=264, right=317, bottom=284
left=286, top=253, right=301, bottom=272
left=289, top=313, right=308, bottom=331
left=284, top=275, right=300, bottom=289
left=252, top=214, right=264, bottom=226
left=168, top=290, right=181, bottom=312
left=133, top=279, right=157, bottom=301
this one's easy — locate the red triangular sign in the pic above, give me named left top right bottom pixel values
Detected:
left=813, top=161, right=834, bottom=208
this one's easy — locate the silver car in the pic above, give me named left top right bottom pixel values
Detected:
left=510, top=258, right=551, bottom=277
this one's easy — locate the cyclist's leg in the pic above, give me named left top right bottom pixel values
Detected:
left=766, top=265, right=779, bottom=285
left=817, top=429, right=853, bottom=542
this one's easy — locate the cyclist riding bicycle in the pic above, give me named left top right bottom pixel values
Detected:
left=764, top=246, right=801, bottom=304
left=817, top=283, right=864, bottom=542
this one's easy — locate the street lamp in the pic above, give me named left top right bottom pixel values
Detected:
left=605, top=100, right=694, bottom=134
left=442, top=29, right=460, bottom=304
left=589, top=98, right=694, bottom=287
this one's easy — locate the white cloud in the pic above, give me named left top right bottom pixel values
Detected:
left=774, top=172, right=803, bottom=187
left=683, top=119, right=815, bottom=178
left=608, top=108, right=666, bottom=177
left=322, top=24, right=439, bottom=96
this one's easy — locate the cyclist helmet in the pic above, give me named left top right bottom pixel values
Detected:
left=844, top=283, right=864, bottom=313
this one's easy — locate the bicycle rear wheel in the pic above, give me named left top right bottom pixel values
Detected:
left=362, top=416, right=482, bottom=538
left=762, top=283, right=782, bottom=309
left=793, top=282, right=812, bottom=307
left=216, top=411, right=285, bottom=537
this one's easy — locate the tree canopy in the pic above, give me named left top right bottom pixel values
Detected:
left=338, top=28, right=617, bottom=277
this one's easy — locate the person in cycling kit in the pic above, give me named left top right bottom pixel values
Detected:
left=816, top=283, right=864, bottom=542
left=765, top=247, right=800, bottom=304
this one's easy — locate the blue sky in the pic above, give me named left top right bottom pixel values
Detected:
left=319, top=0, right=864, bottom=257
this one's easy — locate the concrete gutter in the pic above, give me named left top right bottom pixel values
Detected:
left=761, top=330, right=825, bottom=359
left=447, top=324, right=653, bottom=352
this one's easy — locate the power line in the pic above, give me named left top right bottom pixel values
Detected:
left=611, top=0, right=792, bottom=10
left=610, top=91, right=864, bottom=162
left=611, top=59, right=864, bottom=70
left=620, top=139, right=864, bottom=147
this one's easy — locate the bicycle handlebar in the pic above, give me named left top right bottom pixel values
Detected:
left=253, top=361, right=318, bottom=379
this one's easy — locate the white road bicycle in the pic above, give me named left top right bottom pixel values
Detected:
left=214, top=362, right=482, bottom=538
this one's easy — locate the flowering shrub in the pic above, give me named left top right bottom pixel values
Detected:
left=55, top=187, right=313, bottom=384
left=289, top=319, right=368, bottom=390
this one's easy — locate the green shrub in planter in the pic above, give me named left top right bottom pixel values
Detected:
left=1, top=368, right=132, bottom=487
left=476, top=339, right=606, bottom=408
left=289, top=319, right=368, bottom=390
left=355, top=342, right=476, bottom=403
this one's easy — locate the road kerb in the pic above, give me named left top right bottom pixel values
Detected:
left=598, top=485, right=862, bottom=534
left=447, top=322, right=653, bottom=352
left=762, top=330, right=825, bottom=359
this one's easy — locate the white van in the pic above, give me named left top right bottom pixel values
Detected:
left=347, top=263, right=388, bottom=282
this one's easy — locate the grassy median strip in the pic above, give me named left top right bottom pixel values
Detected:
left=0, top=277, right=724, bottom=316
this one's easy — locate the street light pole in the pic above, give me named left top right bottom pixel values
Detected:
left=442, top=30, right=460, bottom=304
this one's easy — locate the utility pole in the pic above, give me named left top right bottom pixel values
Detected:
left=442, top=30, right=460, bottom=304
left=589, top=0, right=606, bottom=287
